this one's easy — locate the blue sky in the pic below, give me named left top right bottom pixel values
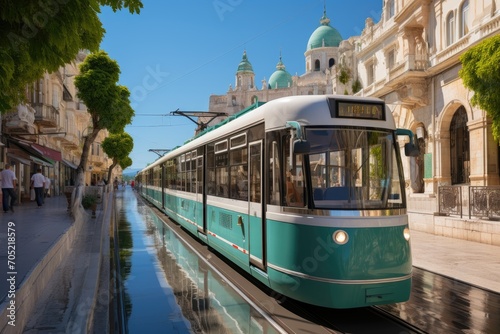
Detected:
left=98, top=0, right=383, bottom=171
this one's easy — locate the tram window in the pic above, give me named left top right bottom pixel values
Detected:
left=185, top=156, right=191, bottom=193
left=306, top=128, right=405, bottom=209
left=216, top=167, right=228, bottom=197
left=216, top=152, right=229, bottom=197
left=249, top=144, right=261, bottom=203
left=270, top=140, right=281, bottom=205
left=215, top=140, right=228, bottom=153
left=230, top=165, right=248, bottom=200
left=284, top=135, right=304, bottom=207
left=230, top=147, right=247, bottom=165
left=197, top=156, right=203, bottom=194
left=230, top=133, right=247, bottom=149
left=207, top=144, right=216, bottom=195
left=177, top=156, right=183, bottom=190
left=229, top=145, right=248, bottom=200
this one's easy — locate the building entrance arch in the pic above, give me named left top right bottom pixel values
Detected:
left=450, top=106, right=470, bottom=184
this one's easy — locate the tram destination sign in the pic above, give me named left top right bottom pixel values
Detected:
left=331, top=99, right=385, bottom=120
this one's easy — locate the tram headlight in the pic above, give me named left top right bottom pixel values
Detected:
left=403, top=227, right=411, bottom=241
left=333, top=230, right=349, bottom=245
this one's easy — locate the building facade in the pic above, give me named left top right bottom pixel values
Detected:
left=208, top=1, right=500, bottom=245
left=1, top=50, right=117, bottom=203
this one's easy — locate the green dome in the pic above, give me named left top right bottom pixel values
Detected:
left=237, top=51, right=254, bottom=73
left=306, top=10, right=342, bottom=50
left=268, top=56, right=293, bottom=89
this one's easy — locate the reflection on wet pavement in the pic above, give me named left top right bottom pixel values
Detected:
left=116, top=189, right=280, bottom=333
left=379, top=267, right=500, bottom=333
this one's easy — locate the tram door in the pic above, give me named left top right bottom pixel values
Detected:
left=248, top=141, right=265, bottom=270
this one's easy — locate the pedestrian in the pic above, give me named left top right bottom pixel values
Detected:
left=31, top=168, right=45, bottom=207
left=97, top=177, right=105, bottom=186
left=44, top=175, right=51, bottom=199
left=1, top=163, right=17, bottom=213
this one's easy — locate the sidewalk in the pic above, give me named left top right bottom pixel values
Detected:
left=410, top=229, right=500, bottom=294
left=0, top=195, right=73, bottom=303
left=0, top=190, right=112, bottom=333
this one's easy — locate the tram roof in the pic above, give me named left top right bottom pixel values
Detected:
left=141, top=95, right=392, bottom=172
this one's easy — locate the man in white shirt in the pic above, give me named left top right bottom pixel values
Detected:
left=31, top=168, right=45, bottom=207
left=1, top=163, right=17, bottom=213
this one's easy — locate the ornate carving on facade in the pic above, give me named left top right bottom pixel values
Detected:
left=4, top=104, right=36, bottom=131
left=395, top=79, right=428, bottom=107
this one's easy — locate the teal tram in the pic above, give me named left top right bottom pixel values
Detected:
left=136, top=95, right=418, bottom=309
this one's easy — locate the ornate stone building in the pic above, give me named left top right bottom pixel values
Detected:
left=208, top=1, right=500, bottom=245
left=1, top=51, right=117, bottom=202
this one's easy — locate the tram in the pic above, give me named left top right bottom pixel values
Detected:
left=136, top=95, right=418, bottom=308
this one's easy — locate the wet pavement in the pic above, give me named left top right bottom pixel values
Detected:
left=115, top=188, right=283, bottom=333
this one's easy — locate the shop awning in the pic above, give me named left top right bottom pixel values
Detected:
left=31, top=143, right=62, bottom=161
left=62, top=159, right=78, bottom=170
left=31, top=156, right=53, bottom=167
left=7, top=138, right=55, bottom=167
left=7, top=153, right=32, bottom=166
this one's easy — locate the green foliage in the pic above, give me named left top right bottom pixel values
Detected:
left=0, top=0, right=143, bottom=112
left=338, top=66, right=351, bottom=85
left=120, top=156, right=133, bottom=170
left=74, top=52, right=134, bottom=180
left=82, top=194, right=97, bottom=209
left=75, top=51, right=135, bottom=134
left=102, top=132, right=134, bottom=162
left=459, top=34, right=500, bottom=139
left=351, top=78, right=362, bottom=94
left=102, top=132, right=133, bottom=181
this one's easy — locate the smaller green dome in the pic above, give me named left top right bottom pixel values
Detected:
left=268, top=56, right=293, bottom=89
left=237, top=51, right=254, bottom=73
left=306, top=9, right=342, bottom=50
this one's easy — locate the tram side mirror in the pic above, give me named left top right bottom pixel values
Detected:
left=404, top=143, right=420, bottom=157
left=396, top=128, right=420, bottom=157
left=293, top=139, right=310, bottom=154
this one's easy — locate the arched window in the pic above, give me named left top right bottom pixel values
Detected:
left=460, top=0, right=469, bottom=38
left=450, top=106, right=469, bottom=184
left=446, top=11, right=455, bottom=46
left=329, top=58, right=335, bottom=67
left=237, top=75, right=241, bottom=87
left=314, top=59, right=320, bottom=71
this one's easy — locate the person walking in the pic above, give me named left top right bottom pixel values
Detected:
left=31, top=168, right=45, bottom=207
left=1, top=163, right=17, bottom=213
left=44, top=175, right=51, bottom=199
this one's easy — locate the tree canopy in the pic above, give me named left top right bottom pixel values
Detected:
left=459, top=34, right=500, bottom=140
left=102, top=132, right=134, bottom=182
left=74, top=51, right=134, bottom=182
left=0, top=0, right=143, bottom=111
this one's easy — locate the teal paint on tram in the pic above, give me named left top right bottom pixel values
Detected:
left=136, top=95, right=419, bottom=309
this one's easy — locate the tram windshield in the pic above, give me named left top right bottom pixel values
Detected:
left=305, top=127, right=405, bottom=210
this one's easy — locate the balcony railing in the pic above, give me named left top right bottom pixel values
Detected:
left=33, top=103, right=59, bottom=127
left=438, top=185, right=500, bottom=220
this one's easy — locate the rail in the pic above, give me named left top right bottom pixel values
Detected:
left=438, top=185, right=500, bottom=220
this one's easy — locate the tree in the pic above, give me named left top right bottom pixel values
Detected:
left=459, top=34, right=500, bottom=140
left=75, top=51, right=134, bottom=185
left=0, top=0, right=143, bottom=111
left=102, top=132, right=134, bottom=182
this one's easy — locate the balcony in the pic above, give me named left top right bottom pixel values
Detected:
left=89, top=154, right=106, bottom=167
left=33, top=103, right=59, bottom=128
left=3, top=104, right=36, bottom=133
